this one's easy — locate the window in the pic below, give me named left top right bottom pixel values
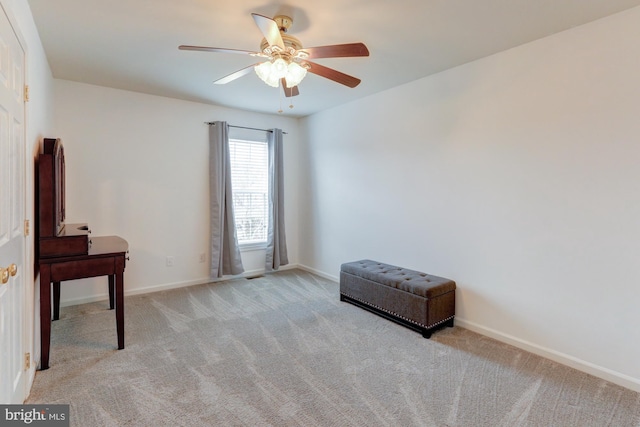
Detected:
left=229, top=138, right=268, bottom=246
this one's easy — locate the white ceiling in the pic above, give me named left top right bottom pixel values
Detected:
left=27, top=0, right=640, bottom=118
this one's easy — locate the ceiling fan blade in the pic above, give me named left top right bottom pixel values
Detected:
left=305, top=61, right=362, bottom=88
left=298, top=43, right=369, bottom=59
left=280, top=78, right=300, bottom=97
left=251, top=14, right=285, bottom=50
left=179, top=45, right=265, bottom=57
left=214, top=64, right=259, bottom=85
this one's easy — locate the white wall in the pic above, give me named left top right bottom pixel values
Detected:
left=299, top=7, right=640, bottom=391
left=52, top=80, right=299, bottom=304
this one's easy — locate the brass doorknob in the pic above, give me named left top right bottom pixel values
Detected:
left=0, top=268, right=7, bottom=285
left=8, top=263, right=17, bottom=276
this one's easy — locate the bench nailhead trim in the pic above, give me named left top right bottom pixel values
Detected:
left=341, top=292, right=454, bottom=329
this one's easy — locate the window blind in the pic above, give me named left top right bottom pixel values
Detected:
left=229, top=138, right=268, bottom=244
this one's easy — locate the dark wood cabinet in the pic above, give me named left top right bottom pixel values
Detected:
left=37, top=139, right=69, bottom=242
left=36, top=138, right=129, bottom=370
left=39, top=223, right=89, bottom=258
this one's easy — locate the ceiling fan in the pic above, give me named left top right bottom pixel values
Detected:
left=179, top=13, right=369, bottom=97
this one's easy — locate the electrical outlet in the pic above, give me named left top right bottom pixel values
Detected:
left=166, top=256, right=174, bottom=267
left=199, top=253, right=206, bottom=263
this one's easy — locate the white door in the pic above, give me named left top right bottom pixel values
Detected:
left=0, top=4, right=26, bottom=404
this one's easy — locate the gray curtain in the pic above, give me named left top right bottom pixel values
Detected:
left=209, top=121, right=244, bottom=278
left=265, top=128, right=289, bottom=271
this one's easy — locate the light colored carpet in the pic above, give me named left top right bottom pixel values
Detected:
left=27, top=269, right=640, bottom=426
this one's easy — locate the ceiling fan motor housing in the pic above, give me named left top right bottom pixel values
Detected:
left=259, top=15, right=303, bottom=56
left=260, top=33, right=303, bottom=53
left=259, top=15, right=307, bottom=67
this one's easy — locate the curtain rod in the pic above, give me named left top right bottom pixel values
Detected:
left=205, top=122, right=287, bottom=135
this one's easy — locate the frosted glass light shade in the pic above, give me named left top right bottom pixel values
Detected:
left=285, top=62, right=307, bottom=88
left=272, top=58, right=288, bottom=78
left=255, top=62, right=279, bottom=87
left=255, top=59, right=307, bottom=88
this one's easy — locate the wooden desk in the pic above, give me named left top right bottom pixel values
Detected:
left=39, top=236, right=128, bottom=370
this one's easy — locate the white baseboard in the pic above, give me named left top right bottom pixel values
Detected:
left=59, top=277, right=212, bottom=307
left=455, top=317, right=640, bottom=393
left=296, top=264, right=339, bottom=282
left=60, top=264, right=302, bottom=307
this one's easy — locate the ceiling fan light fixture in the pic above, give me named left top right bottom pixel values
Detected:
left=255, top=61, right=280, bottom=87
left=255, top=57, right=307, bottom=89
left=285, top=62, right=307, bottom=88
left=272, top=58, right=288, bottom=78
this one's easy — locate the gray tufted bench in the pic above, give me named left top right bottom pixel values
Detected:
left=340, top=260, right=456, bottom=338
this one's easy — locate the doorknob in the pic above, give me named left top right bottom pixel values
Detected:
left=0, top=264, right=16, bottom=284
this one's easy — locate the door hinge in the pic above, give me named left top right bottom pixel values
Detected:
left=24, top=85, right=29, bottom=102
left=24, top=353, right=30, bottom=370
left=24, top=220, right=29, bottom=236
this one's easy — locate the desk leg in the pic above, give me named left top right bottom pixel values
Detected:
left=115, top=258, right=125, bottom=350
left=108, top=275, right=115, bottom=310
left=39, top=265, right=52, bottom=370
left=53, top=282, right=61, bottom=321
